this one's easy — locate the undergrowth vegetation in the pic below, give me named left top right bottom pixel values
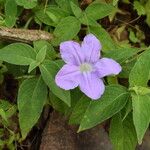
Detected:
left=0, top=0, right=150, bottom=149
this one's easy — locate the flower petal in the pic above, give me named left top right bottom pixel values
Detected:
left=60, top=41, right=84, bottom=65
left=79, top=72, right=105, bottom=100
left=94, top=58, right=122, bottom=78
left=81, top=34, right=101, bottom=63
left=55, top=64, right=80, bottom=90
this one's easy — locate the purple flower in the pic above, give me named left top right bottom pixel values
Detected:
left=55, top=34, right=122, bottom=100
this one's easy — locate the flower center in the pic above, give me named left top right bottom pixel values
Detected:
left=80, top=63, right=92, bottom=73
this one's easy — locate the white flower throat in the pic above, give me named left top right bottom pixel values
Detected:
left=79, top=63, right=92, bottom=73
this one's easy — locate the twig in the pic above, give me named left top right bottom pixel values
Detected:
left=0, top=27, right=54, bottom=44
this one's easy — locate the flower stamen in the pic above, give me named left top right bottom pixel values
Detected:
left=80, top=63, right=92, bottom=73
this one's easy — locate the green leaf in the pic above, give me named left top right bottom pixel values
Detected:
left=69, top=96, right=91, bottom=124
left=28, top=61, right=39, bottom=73
left=129, top=49, right=150, bottom=87
left=49, top=92, right=69, bottom=114
left=121, top=99, right=132, bottom=121
left=104, top=46, right=139, bottom=64
left=133, top=1, right=145, bottom=16
left=131, top=93, right=150, bottom=144
left=35, top=6, right=69, bottom=26
left=0, top=139, right=5, bottom=147
left=40, top=60, right=71, bottom=106
left=0, top=43, right=36, bottom=65
left=119, top=59, right=136, bottom=78
left=145, top=0, right=150, bottom=26
left=15, top=0, right=37, bottom=9
left=28, top=46, right=47, bottom=73
left=85, top=2, right=115, bottom=20
left=33, top=40, right=56, bottom=60
left=53, top=16, right=81, bottom=45
left=5, top=0, right=17, bottom=27
left=113, top=0, right=119, bottom=6
left=54, top=60, right=65, bottom=67
left=18, top=76, right=47, bottom=139
left=129, top=49, right=150, bottom=143
left=70, top=1, right=82, bottom=18
left=46, top=11, right=59, bottom=23
left=76, top=85, right=128, bottom=131
left=130, top=86, right=150, bottom=95
left=110, top=113, right=137, bottom=150
left=79, top=12, right=99, bottom=26
left=0, top=100, right=12, bottom=111
left=5, top=105, right=16, bottom=119
left=0, top=100, right=16, bottom=120
left=129, top=30, right=139, bottom=43
left=50, top=88, right=82, bottom=116
left=90, top=25, right=117, bottom=51
left=0, top=108, right=8, bottom=122
left=55, top=0, right=78, bottom=13
left=36, top=45, right=47, bottom=63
